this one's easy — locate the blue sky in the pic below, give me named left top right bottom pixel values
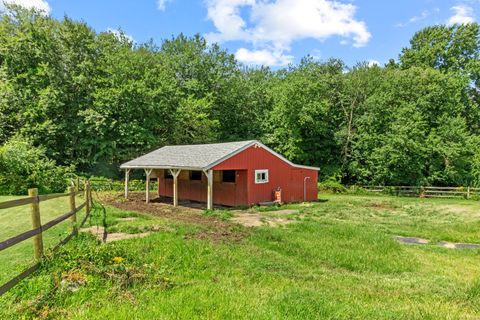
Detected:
left=3, top=0, right=479, bottom=67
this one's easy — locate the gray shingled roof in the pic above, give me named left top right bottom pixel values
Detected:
left=120, top=140, right=255, bottom=170
left=120, top=140, right=319, bottom=171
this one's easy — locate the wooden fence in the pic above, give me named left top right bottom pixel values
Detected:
left=0, top=181, right=92, bottom=295
left=355, top=185, right=480, bottom=199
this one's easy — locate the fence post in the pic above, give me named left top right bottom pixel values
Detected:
left=467, top=186, right=471, bottom=200
left=68, top=186, right=78, bottom=235
left=28, top=188, right=43, bottom=261
left=88, top=181, right=92, bottom=209
left=84, top=181, right=90, bottom=214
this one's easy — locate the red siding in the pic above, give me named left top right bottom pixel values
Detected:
left=212, top=145, right=318, bottom=205
left=157, top=144, right=318, bottom=207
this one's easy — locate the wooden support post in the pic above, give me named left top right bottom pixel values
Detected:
left=28, top=188, right=43, bottom=261
left=204, top=170, right=213, bottom=210
left=170, top=169, right=181, bottom=207
left=145, top=169, right=153, bottom=203
left=76, top=177, right=80, bottom=192
left=124, top=168, right=131, bottom=199
left=85, top=180, right=90, bottom=215
left=467, top=186, right=471, bottom=200
left=68, top=186, right=77, bottom=235
left=88, top=181, right=92, bottom=209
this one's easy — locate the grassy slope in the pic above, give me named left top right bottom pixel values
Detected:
left=0, top=195, right=87, bottom=283
left=1, top=194, right=479, bottom=319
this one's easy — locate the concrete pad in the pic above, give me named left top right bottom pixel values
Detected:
left=438, top=241, right=480, bottom=249
left=394, top=236, right=429, bottom=245
left=80, top=226, right=150, bottom=243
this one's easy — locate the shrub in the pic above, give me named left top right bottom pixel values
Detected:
left=0, top=137, right=74, bottom=195
left=318, top=177, right=347, bottom=193
left=87, top=175, right=158, bottom=192
left=347, top=186, right=369, bottom=195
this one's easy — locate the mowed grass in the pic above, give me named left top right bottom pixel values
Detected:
left=0, top=195, right=88, bottom=284
left=1, top=194, right=480, bottom=319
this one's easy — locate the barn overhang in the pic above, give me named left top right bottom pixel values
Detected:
left=122, top=166, right=214, bottom=209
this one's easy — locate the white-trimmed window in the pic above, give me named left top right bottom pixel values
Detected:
left=255, top=169, right=269, bottom=184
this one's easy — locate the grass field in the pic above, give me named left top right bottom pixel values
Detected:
left=0, top=195, right=87, bottom=284
left=1, top=193, right=479, bottom=319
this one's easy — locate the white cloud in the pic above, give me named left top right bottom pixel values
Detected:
left=157, top=0, right=173, bottom=11
left=310, top=49, right=322, bottom=60
left=448, top=5, right=475, bottom=25
left=367, top=59, right=380, bottom=67
left=0, top=0, right=50, bottom=14
left=235, top=47, right=293, bottom=66
left=396, top=9, right=432, bottom=27
left=205, top=0, right=371, bottom=66
left=107, top=28, right=135, bottom=43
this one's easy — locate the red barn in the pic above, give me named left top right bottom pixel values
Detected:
left=120, top=140, right=319, bottom=208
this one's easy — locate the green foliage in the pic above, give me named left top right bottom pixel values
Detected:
left=318, top=175, right=347, bottom=193
left=264, top=58, right=344, bottom=169
left=0, top=6, right=479, bottom=187
left=472, top=151, right=480, bottom=187
left=400, top=24, right=480, bottom=87
left=0, top=137, right=73, bottom=194
left=87, top=176, right=157, bottom=192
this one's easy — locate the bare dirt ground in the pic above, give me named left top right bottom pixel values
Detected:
left=99, top=192, right=250, bottom=242
left=230, top=209, right=299, bottom=227
left=81, top=226, right=151, bottom=243
left=98, top=193, right=300, bottom=242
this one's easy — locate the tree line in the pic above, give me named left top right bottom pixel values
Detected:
left=1, top=6, right=480, bottom=191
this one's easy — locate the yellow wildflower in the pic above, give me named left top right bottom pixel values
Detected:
left=112, top=256, right=124, bottom=264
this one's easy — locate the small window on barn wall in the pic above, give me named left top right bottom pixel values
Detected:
left=222, top=170, right=236, bottom=183
left=165, top=169, right=173, bottom=179
left=255, top=169, right=269, bottom=184
left=190, top=171, right=202, bottom=181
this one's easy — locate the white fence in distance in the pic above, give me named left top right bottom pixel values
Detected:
left=352, top=186, right=480, bottom=199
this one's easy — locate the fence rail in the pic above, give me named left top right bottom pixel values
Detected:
left=0, top=181, right=92, bottom=296
left=354, top=185, right=480, bottom=199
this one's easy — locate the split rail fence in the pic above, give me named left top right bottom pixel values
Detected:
left=354, top=185, right=480, bottom=199
left=0, top=181, right=92, bottom=295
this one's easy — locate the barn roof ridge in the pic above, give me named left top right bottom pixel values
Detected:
left=120, top=140, right=319, bottom=171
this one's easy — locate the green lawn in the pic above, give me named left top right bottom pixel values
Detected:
left=0, top=195, right=87, bottom=284
left=1, top=194, right=479, bottom=319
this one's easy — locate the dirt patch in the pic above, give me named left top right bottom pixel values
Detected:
left=366, top=201, right=394, bottom=210
left=117, top=217, right=137, bottom=221
left=80, top=226, right=150, bottom=243
left=266, top=218, right=296, bottom=227
left=99, top=193, right=249, bottom=243
left=106, top=232, right=150, bottom=242
left=267, top=209, right=298, bottom=215
left=230, top=211, right=296, bottom=228
left=231, top=214, right=265, bottom=227
left=437, top=205, right=474, bottom=215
